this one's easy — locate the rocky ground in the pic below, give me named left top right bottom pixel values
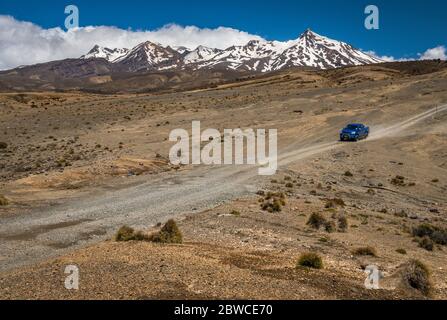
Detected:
left=0, top=62, right=446, bottom=299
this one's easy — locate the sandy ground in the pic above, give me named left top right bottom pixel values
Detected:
left=0, top=63, right=446, bottom=299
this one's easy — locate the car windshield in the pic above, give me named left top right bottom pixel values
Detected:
left=346, top=124, right=361, bottom=129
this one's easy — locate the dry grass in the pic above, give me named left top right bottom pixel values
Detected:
left=418, top=236, right=434, bottom=251
left=353, top=246, right=377, bottom=257
left=297, top=252, right=323, bottom=269
left=402, top=259, right=432, bottom=296
left=0, top=195, right=9, bottom=206
left=114, top=226, right=146, bottom=242
left=307, top=212, right=327, bottom=229
left=148, top=219, right=183, bottom=244
left=325, top=198, right=346, bottom=208
left=413, top=223, right=447, bottom=246
left=261, top=192, right=286, bottom=213
left=338, top=215, right=348, bottom=232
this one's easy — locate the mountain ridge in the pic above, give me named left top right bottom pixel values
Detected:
left=80, top=29, right=382, bottom=72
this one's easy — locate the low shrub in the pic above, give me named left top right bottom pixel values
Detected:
left=0, top=195, right=9, bottom=206
left=148, top=219, right=183, bottom=244
left=431, top=230, right=447, bottom=245
left=230, top=210, right=241, bottom=216
left=0, top=195, right=9, bottom=207
left=396, top=248, right=407, bottom=255
left=261, top=200, right=281, bottom=213
left=324, top=221, right=336, bottom=233
left=412, top=223, right=447, bottom=245
left=402, top=259, right=431, bottom=296
left=391, top=175, right=406, bottom=186
left=114, top=226, right=146, bottom=242
left=418, top=236, right=434, bottom=251
left=261, top=192, right=286, bottom=213
left=307, top=213, right=327, bottom=229
left=353, top=246, right=377, bottom=257
left=297, top=252, right=323, bottom=269
left=412, top=223, right=436, bottom=238
left=338, top=215, right=349, bottom=232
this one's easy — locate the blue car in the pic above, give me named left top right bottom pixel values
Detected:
left=340, top=124, right=369, bottom=141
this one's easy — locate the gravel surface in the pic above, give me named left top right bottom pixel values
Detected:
left=0, top=105, right=445, bottom=273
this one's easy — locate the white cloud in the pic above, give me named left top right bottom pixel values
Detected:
left=377, top=55, right=397, bottom=62
left=1, top=15, right=445, bottom=71
left=0, top=15, right=264, bottom=70
left=364, top=51, right=415, bottom=63
left=419, top=46, right=447, bottom=60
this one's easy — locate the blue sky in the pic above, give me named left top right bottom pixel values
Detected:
left=0, top=0, right=446, bottom=69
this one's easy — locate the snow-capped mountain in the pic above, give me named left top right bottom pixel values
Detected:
left=114, top=41, right=183, bottom=72
left=185, top=30, right=382, bottom=72
left=81, top=45, right=129, bottom=62
left=192, top=40, right=287, bottom=71
left=170, top=46, right=191, bottom=55
left=81, top=29, right=383, bottom=73
left=183, top=46, right=223, bottom=64
left=271, top=29, right=383, bottom=70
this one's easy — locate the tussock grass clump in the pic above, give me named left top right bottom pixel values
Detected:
left=148, top=219, right=183, bottom=244
left=412, top=223, right=436, bottom=238
left=261, top=199, right=283, bottom=213
left=114, top=226, right=146, bottom=242
left=412, top=223, right=447, bottom=246
left=353, top=246, right=377, bottom=257
left=325, top=198, right=346, bottom=209
left=338, top=215, right=349, bottom=232
left=418, top=236, right=434, bottom=251
left=297, top=252, right=323, bottom=269
left=261, top=192, right=286, bottom=213
left=396, top=248, right=407, bottom=255
left=324, top=221, right=336, bottom=233
left=391, top=175, right=406, bottom=186
left=0, top=195, right=10, bottom=206
left=307, top=212, right=327, bottom=230
left=431, top=230, right=447, bottom=246
left=344, top=171, right=353, bottom=177
left=0, top=195, right=9, bottom=206
left=230, top=210, right=241, bottom=216
left=403, top=259, right=431, bottom=296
